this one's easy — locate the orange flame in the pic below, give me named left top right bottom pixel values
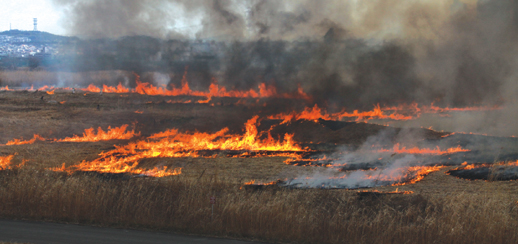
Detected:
left=85, top=84, right=101, bottom=93
left=4, top=125, right=138, bottom=145
left=393, top=165, right=444, bottom=185
left=46, top=90, right=55, bottom=95
left=0, top=155, right=14, bottom=170
left=55, top=125, right=138, bottom=142
left=51, top=116, right=304, bottom=177
left=382, top=102, right=501, bottom=113
left=6, top=134, right=45, bottom=145
left=269, top=103, right=501, bottom=123
left=449, top=160, right=518, bottom=172
left=197, top=96, right=211, bottom=104
left=355, top=165, right=444, bottom=185
left=166, top=100, right=192, bottom=104
left=376, top=143, right=470, bottom=155
left=144, top=116, right=302, bottom=152
left=268, top=104, right=414, bottom=124
left=358, top=189, right=414, bottom=194
left=290, top=165, right=443, bottom=188
left=78, top=72, right=310, bottom=100
left=132, top=73, right=310, bottom=99
left=240, top=179, right=278, bottom=189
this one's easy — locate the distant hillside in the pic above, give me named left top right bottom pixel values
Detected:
left=0, top=30, right=78, bottom=43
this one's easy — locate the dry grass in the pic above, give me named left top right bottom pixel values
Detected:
left=0, top=167, right=517, bottom=244
left=0, top=88, right=517, bottom=243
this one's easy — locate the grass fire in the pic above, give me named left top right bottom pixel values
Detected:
left=2, top=0, right=518, bottom=243
left=1, top=78, right=517, bottom=243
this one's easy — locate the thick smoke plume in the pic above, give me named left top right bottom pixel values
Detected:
left=47, top=0, right=518, bottom=135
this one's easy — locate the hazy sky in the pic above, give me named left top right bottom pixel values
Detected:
left=0, top=0, right=65, bottom=34
left=0, top=0, right=479, bottom=38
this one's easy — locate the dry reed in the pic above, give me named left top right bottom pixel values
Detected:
left=0, top=167, right=516, bottom=244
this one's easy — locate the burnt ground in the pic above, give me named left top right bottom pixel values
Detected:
left=447, top=166, right=518, bottom=181
left=1, top=90, right=518, bottom=194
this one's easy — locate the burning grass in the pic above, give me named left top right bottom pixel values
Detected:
left=0, top=155, right=14, bottom=169
left=48, top=116, right=303, bottom=177
left=3, top=125, right=138, bottom=145
left=0, top=86, right=518, bottom=243
left=447, top=161, right=518, bottom=181
left=0, top=70, right=310, bottom=100
left=277, top=165, right=445, bottom=189
left=376, top=143, right=470, bottom=155
left=268, top=103, right=502, bottom=123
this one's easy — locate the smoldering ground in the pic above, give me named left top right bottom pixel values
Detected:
left=279, top=123, right=518, bottom=189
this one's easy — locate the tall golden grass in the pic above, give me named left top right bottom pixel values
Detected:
left=0, top=167, right=516, bottom=244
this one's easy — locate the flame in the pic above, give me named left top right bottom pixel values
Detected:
left=340, top=165, right=444, bottom=185
left=449, top=160, right=518, bottom=172
left=6, top=134, right=45, bottom=145
left=51, top=162, right=182, bottom=177
left=4, top=125, right=138, bottom=145
left=244, top=180, right=256, bottom=185
left=282, top=155, right=337, bottom=166
left=269, top=104, right=333, bottom=124
left=423, top=103, right=501, bottom=113
left=59, top=101, right=66, bottom=104
left=358, top=189, right=414, bottom=194
left=243, top=180, right=277, bottom=186
left=55, top=125, right=138, bottom=142
left=143, top=116, right=302, bottom=152
left=131, top=73, right=310, bottom=99
left=240, top=179, right=278, bottom=189
left=287, top=165, right=443, bottom=188
left=0, top=79, right=259, bottom=99
left=166, top=100, right=192, bottom=104
left=102, top=83, right=130, bottom=93
left=0, top=155, right=14, bottom=170
left=197, top=96, right=211, bottom=104
left=382, top=102, right=501, bottom=113
left=85, top=84, right=101, bottom=93
left=341, top=165, right=444, bottom=186
left=268, top=103, right=501, bottom=123
left=337, top=104, right=414, bottom=121
left=77, top=72, right=309, bottom=100
left=134, top=110, right=144, bottom=114
left=392, top=165, right=444, bottom=185
left=51, top=116, right=304, bottom=177
left=376, top=143, right=470, bottom=155
left=268, top=104, right=413, bottom=123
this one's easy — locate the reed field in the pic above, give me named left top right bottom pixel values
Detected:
left=0, top=77, right=517, bottom=244
left=1, top=165, right=518, bottom=244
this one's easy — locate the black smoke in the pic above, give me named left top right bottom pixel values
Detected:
left=46, top=0, right=518, bottom=112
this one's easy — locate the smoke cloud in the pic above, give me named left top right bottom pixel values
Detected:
left=47, top=0, right=518, bottom=135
